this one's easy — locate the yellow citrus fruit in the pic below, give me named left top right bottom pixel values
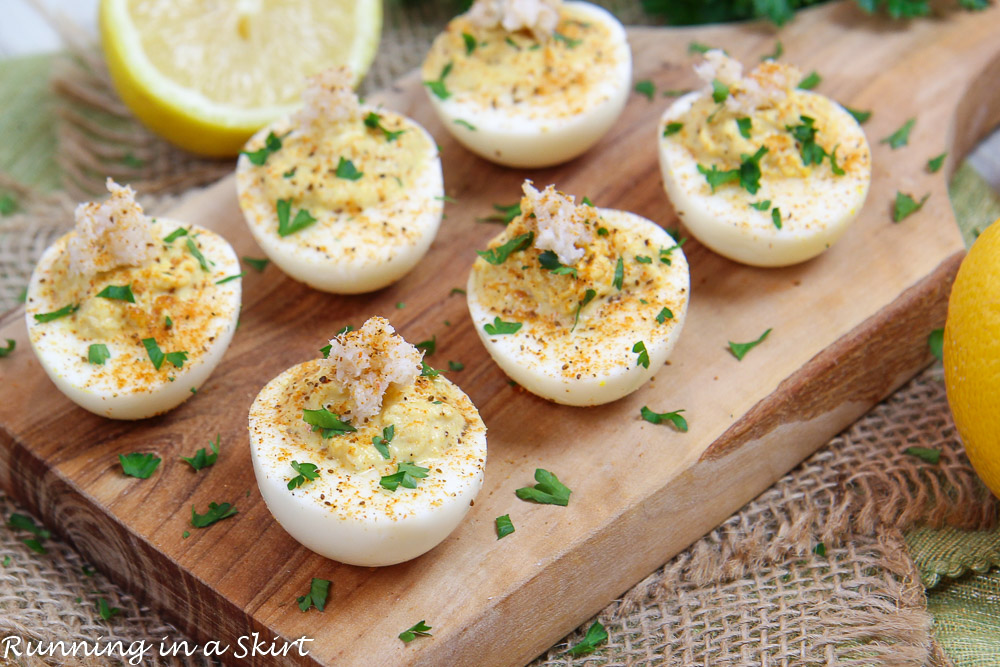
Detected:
left=944, top=218, right=1000, bottom=498
left=99, top=0, right=382, bottom=157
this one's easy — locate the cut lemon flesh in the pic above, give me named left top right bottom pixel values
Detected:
left=99, top=0, right=382, bottom=157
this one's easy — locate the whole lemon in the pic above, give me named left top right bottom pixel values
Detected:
left=944, top=218, right=1000, bottom=498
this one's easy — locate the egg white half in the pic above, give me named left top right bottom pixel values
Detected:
left=249, top=365, right=487, bottom=567
left=659, top=91, right=871, bottom=267
left=25, top=220, right=241, bottom=420
left=236, top=110, right=443, bottom=294
left=423, top=1, right=631, bottom=168
left=467, top=208, right=689, bottom=406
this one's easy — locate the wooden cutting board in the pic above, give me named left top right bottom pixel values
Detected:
left=2, top=3, right=1000, bottom=664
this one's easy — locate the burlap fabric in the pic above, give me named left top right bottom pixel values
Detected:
left=2, top=3, right=999, bottom=665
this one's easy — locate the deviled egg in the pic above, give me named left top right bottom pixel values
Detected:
left=236, top=67, right=443, bottom=293
left=658, top=51, right=871, bottom=267
left=421, top=0, right=631, bottom=168
left=25, top=179, right=241, bottom=420
left=249, top=317, right=487, bottom=567
left=467, top=181, right=689, bottom=405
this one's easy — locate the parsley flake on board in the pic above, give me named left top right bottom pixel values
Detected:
left=762, top=40, right=783, bottom=61
left=297, top=578, right=331, bottom=612
left=772, top=208, right=783, bottom=229
left=241, top=131, right=283, bottom=165
left=119, top=452, right=161, bottom=479
left=163, top=227, right=188, bottom=244
left=613, top=256, right=624, bottom=290
left=881, top=118, right=915, bottom=149
left=96, top=284, right=135, bottom=303
left=287, top=460, right=321, bottom=490
left=928, top=328, right=944, bottom=361
left=185, top=237, right=211, bottom=272
left=96, top=598, right=122, bottom=621
left=450, top=287, right=466, bottom=296
left=190, top=502, right=238, bottom=528
left=797, top=70, right=822, bottom=90
left=424, top=62, right=453, bottom=100
left=927, top=152, right=947, bottom=173
left=276, top=198, right=318, bottom=237
left=416, top=336, right=437, bottom=356
left=663, top=122, right=683, bottom=137
left=335, top=157, right=364, bottom=180
left=495, top=514, right=515, bottom=539
left=567, top=621, right=608, bottom=656
left=399, top=620, right=432, bottom=643
left=846, top=107, right=872, bottom=124
left=243, top=256, right=269, bottom=272
left=448, top=360, right=464, bottom=371
left=729, top=328, right=772, bottom=360
left=736, top=117, right=752, bottom=139
left=905, top=446, right=941, bottom=464
left=363, top=112, right=406, bottom=142
left=893, top=192, right=929, bottom=222
left=484, top=317, right=521, bottom=335
left=688, top=41, right=712, bottom=54
left=640, top=406, right=688, bottom=432
left=633, top=341, right=650, bottom=368
left=372, top=425, right=395, bottom=459
left=656, top=307, right=673, bottom=324
left=539, top=250, right=578, bottom=277
left=572, top=288, right=597, bottom=331
left=476, top=232, right=534, bottom=264
left=87, top=343, right=110, bottom=365
left=181, top=434, right=220, bottom=472
left=34, top=303, right=79, bottom=323
left=634, top=79, right=655, bottom=100
left=7, top=513, right=51, bottom=539
left=380, top=462, right=430, bottom=491
left=516, top=468, right=572, bottom=506
left=479, top=202, right=522, bottom=224
left=302, top=408, right=356, bottom=438
left=0, top=338, right=13, bottom=358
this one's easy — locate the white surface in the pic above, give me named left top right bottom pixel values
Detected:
left=0, top=0, right=98, bottom=59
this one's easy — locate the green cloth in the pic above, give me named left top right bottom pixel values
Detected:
left=0, top=54, right=59, bottom=194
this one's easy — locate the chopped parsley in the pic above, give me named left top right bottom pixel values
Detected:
left=927, top=152, right=947, bottom=173
left=688, top=41, right=712, bottom=54
left=335, top=157, right=364, bottom=180
left=771, top=208, right=782, bottom=229
left=786, top=115, right=825, bottom=166
left=450, top=287, right=466, bottom=296
left=96, top=284, right=135, bottom=303
left=729, top=328, right=772, bottom=360
left=399, top=620, right=432, bottom=643
left=33, top=303, right=79, bottom=323
left=640, top=406, right=688, bottom=432
left=538, top=250, right=578, bottom=277
left=372, top=425, right=395, bottom=459
left=893, top=191, right=929, bottom=222
left=141, top=338, right=187, bottom=370
left=797, top=70, right=821, bottom=90
left=612, top=256, right=624, bottom=290
left=283, top=167, right=296, bottom=178
left=634, top=79, right=655, bottom=100
left=163, top=227, right=188, bottom=244
left=484, top=317, right=521, bottom=335
left=181, top=434, right=220, bottom=472
left=515, top=468, right=571, bottom=506
left=750, top=200, right=771, bottom=211
left=813, top=542, right=827, bottom=557
left=581, top=196, right=594, bottom=206
left=477, top=232, right=534, bottom=265
left=96, top=598, right=122, bottom=621
left=424, top=62, right=453, bottom=100
left=660, top=238, right=687, bottom=265
left=396, top=302, right=406, bottom=309
left=830, top=145, right=846, bottom=176
left=185, top=237, right=211, bottom=272
left=287, top=460, right=320, bottom=490
left=697, top=146, right=767, bottom=194
left=905, top=446, right=941, bottom=464
left=881, top=118, right=915, bottom=149
left=736, top=117, right=752, bottom=139
left=462, top=32, right=477, bottom=55
left=711, top=78, right=729, bottom=103
left=215, top=272, right=243, bottom=285
left=7, top=513, right=50, bottom=539
left=420, top=360, right=441, bottom=377
left=479, top=201, right=522, bottom=224
left=165, top=315, right=173, bottom=328
left=567, top=621, right=608, bottom=656
left=633, top=340, right=650, bottom=368
left=0, top=194, right=17, bottom=216
left=119, top=452, right=161, bottom=479
left=928, top=328, right=944, bottom=361
left=762, top=40, right=783, bottom=61
left=363, top=112, right=405, bottom=142
left=597, top=226, right=609, bottom=236
left=448, top=360, right=464, bottom=371
left=655, top=307, right=673, bottom=324
left=302, top=408, right=356, bottom=438
left=276, top=198, right=317, bottom=237
left=635, top=255, right=652, bottom=264
left=845, top=107, right=872, bottom=124
left=663, top=122, right=683, bottom=137
left=505, top=35, right=521, bottom=50
left=0, top=339, right=14, bottom=358
left=453, top=119, right=477, bottom=131
left=380, top=461, right=429, bottom=491
left=87, top=343, right=110, bottom=365
left=495, top=514, right=515, bottom=539
left=553, top=31, right=582, bottom=48
left=573, top=288, right=597, bottom=331
left=240, top=131, right=283, bottom=166
left=416, top=335, right=437, bottom=356
left=297, top=578, right=330, bottom=612
left=190, top=502, right=238, bottom=528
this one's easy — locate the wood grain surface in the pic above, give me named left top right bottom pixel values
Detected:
left=2, top=3, right=1000, bottom=665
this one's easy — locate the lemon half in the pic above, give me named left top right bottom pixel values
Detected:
left=99, top=0, right=382, bottom=157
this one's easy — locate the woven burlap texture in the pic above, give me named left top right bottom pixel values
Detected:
left=2, top=3, right=998, bottom=665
